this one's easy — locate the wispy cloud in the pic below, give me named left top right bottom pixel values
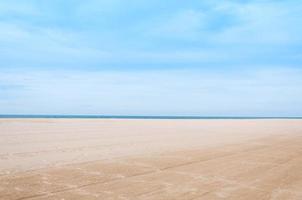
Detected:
left=1, top=0, right=301, bottom=69
left=1, top=67, right=301, bottom=116
left=0, top=1, right=39, bottom=16
left=210, top=1, right=302, bottom=45
left=0, top=1, right=301, bottom=115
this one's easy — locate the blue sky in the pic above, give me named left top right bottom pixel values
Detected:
left=0, top=0, right=302, bottom=116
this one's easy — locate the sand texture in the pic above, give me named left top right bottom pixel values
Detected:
left=0, top=119, right=302, bottom=200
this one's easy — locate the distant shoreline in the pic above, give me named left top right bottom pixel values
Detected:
left=0, top=115, right=301, bottom=119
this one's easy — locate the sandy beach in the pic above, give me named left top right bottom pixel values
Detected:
left=0, top=119, right=302, bottom=200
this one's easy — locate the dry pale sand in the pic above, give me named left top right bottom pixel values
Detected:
left=0, top=119, right=302, bottom=200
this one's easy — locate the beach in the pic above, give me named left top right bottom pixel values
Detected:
left=0, top=119, right=302, bottom=199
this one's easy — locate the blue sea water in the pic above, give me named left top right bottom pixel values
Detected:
left=0, top=115, right=301, bottom=119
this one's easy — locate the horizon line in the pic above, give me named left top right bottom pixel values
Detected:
left=0, top=114, right=302, bottom=119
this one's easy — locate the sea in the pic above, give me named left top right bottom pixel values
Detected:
left=0, top=115, right=301, bottom=119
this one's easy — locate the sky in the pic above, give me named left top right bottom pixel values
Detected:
left=0, top=0, right=302, bottom=116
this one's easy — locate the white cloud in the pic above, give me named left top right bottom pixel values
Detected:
left=0, top=0, right=301, bottom=68
left=146, top=10, right=206, bottom=39
left=211, top=1, right=302, bottom=44
left=0, top=21, right=112, bottom=66
left=1, top=67, right=301, bottom=116
left=0, top=1, right=39, bottom=16
left=140, top=1, right=302, bottom=46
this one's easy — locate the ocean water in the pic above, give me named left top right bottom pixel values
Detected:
left=0, top=115, right=301, bottom=119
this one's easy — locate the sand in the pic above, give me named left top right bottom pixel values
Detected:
left=0, top=119, right=302, bottom=200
